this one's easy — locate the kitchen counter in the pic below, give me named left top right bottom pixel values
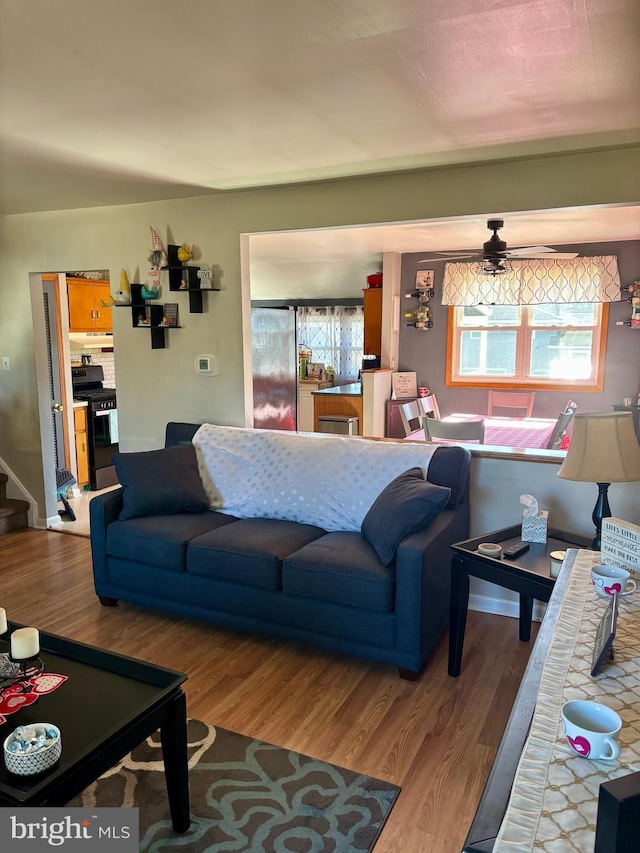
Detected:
left=312, top=382, right=363, bottom=434
left=311, top=382, right=362, bottom=397
left=72, top=400, right=88, bottom=409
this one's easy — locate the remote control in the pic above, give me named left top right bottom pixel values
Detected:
left=503, top=541, right=530, bottom=559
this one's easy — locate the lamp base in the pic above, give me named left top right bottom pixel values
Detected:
left=591, top=482, right=611, bottom=551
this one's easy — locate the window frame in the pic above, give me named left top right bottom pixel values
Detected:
left=446, top=303, right=608, bottom=392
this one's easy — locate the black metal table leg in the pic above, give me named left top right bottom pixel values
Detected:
left=160, top=689, right=191, bottom=833
left=448, top=555, right=470, bottom=677
left=519, top=594, right=534, bottom=641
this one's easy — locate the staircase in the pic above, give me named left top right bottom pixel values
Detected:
left=0, top=473, right=30, bottom=535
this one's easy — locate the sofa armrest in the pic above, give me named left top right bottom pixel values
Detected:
left=89, top=487, right=123, bottom=589
left=394, top=498, right=470, bottom=662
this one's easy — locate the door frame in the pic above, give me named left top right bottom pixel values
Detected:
left=30, top=271, right=75, bottom=527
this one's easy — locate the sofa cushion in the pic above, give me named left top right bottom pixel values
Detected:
left=107, top=511, right=237, bottom=570
left=112, top=445, right=208, bottom=521
left=427, top=445, right=471, bottom=508
left=361, top=468, right=451, bottom=566
left=282, top=532, right=395, bottom=612
left=187, top=519, right=326, bottom=590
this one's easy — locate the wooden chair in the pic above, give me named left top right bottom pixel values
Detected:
left=418, top=394, right=441, bottom=420
left=423, top=418, right=485, bottom=443
left=488, top=390, right=535, bottom=418
left=546, top=407, right=576, bottom=450
left=398, top=400, right=424, bottom=437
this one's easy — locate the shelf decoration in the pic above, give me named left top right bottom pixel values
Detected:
left=616, top=281, right=640, bottom=328
left=165, top=243, right=219, bottom=313
left=404, top=270, right=434, bottom=330
left=147, top=226, right=168, bottom=299
left=113, top=269, right=131, bottom=305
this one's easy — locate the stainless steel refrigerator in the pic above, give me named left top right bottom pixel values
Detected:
left=251, top=307, right=298, bottom=430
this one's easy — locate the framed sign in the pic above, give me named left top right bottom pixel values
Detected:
left=591, top=589, right=619, bottom=677
left=391, top=371, right=417, bottom=399
left=601, top=517, right=640, bottom=575
left=416, top=270, right=434, bottom=290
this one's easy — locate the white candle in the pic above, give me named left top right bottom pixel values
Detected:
left=0, top=608, right=7, bottom=635
left=11, top=627, right=40, bottom=660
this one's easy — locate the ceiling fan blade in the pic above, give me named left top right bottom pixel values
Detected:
left=418, top=252, right=477, bottom=261
left=504, top=251, right=579, bottom=260
left=506, top=245, right=554, bottom=256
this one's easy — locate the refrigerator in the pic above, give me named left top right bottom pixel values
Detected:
left=251, top=307, right=298, bottom=430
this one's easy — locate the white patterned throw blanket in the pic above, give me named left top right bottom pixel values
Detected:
left=193, top=424, right=437, bottom=533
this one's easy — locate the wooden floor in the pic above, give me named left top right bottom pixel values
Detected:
left=0, top=529, right=538, bottom=852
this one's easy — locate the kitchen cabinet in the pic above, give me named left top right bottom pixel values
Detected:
left=363, top=288, right=382, bottom=357
left=299, top=380, right=333, bottom=431
left=313, top=383, right=363, bottom=435
left=73, top=404, right=89, bottom=487
left=67, top=278, right=113, bottom=332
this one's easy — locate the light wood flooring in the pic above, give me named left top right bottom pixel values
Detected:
left=0, top=529, right=538, bottom=852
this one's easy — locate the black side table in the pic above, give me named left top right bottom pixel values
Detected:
left=448, top=524, right=590, bottom=677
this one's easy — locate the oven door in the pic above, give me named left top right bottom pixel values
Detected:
left=91, top=408, right=119, bottom=483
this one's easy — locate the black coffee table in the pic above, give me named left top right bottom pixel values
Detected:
left=448, top=525, right=590, bottom=677
left=0, top=623, right=189, bottom=831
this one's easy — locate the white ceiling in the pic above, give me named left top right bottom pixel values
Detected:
left=1, top=0, right=639, bottom=217
left=249, top=205, right=640, bottom=262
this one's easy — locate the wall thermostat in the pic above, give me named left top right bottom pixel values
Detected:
left=194, top=354, right=219, bottom=376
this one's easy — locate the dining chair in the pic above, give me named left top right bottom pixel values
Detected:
left=423, top=418, right=485, bottom=443
left=546, top=408, right=576, bottom=450
left=488, top=390, right=535, bottom=418
left=398, top=400, right=424, bottom=437
left=418, top=394, right=441, bottom=420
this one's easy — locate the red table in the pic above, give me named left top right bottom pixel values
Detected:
left=406, top=413, right=566, bottom=450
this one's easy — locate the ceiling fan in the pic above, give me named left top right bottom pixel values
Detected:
left=419, top=219, right=579, bottom=274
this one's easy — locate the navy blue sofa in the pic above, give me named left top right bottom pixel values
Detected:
left=90, top=423, right=471, bottom=678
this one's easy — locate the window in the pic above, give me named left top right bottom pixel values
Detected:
left=297, top=306, right=364, bottom=385
left=446, top=303, right=608, bottom=390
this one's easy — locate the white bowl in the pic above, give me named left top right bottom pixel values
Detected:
left=3, top=723, right=61, bottom=776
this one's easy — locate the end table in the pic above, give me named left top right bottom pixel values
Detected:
left=448, top=524, right=590, bottom=677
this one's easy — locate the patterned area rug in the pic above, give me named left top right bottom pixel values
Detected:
left=70, top=719, right=400, bottom=852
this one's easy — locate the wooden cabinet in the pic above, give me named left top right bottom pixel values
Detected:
left=67, top=278, right=113, bottom=332
left=299, top=380, right=333, bottom=431
left=73, top=405, right=89, bottom=487
left=363, top=288, right=382, bottom=357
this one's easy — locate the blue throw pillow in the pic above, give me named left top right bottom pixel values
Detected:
left=361, top=468, right=451, bottom=565
left=112, top=444, right=208, bottom=520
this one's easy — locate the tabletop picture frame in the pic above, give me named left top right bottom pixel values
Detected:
left=591, top=589, right=619, bottom=677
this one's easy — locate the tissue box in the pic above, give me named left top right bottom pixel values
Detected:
left=521, top=510, right=549, bottom=543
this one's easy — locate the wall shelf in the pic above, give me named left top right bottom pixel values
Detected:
left=130, top=284, right=180, bottom=349
left=164, top=244, right=219, bottom=314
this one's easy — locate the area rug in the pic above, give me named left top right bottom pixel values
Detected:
left=70, top=719, right=400, bottom=852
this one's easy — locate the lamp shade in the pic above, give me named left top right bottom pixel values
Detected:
left=557, top=412, right=640, bottom=483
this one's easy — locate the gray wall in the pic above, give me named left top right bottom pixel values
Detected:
left=398, top=239, right=640, bottom=418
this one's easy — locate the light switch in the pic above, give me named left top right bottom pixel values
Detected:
left=2, top=357, right=10, bottom=371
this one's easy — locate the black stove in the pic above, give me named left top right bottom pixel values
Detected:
left=71, top=365, right=119, bottom=489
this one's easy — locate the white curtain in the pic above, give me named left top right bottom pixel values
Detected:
left=441, top=256, right=621, bottom=306
left=297, top=306, right=364, bottom=385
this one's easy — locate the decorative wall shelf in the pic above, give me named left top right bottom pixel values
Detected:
left=129, top=284, right=180, bottom=349
left=618, top=282, right=640, bottom=328
left=164, top=244, right=219, bottom=314
left=404, top=286, right=434, bottom=330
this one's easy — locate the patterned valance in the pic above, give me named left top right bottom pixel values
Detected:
left=441, top=256, right=621, bottom=306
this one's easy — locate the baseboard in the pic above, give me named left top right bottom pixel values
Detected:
left=469, top=592, right=546, bottom=623
left=0, top=455, right=38, bottom=527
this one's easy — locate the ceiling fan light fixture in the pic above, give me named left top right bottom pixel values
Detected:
left=474, top=257, right=512, bottom=276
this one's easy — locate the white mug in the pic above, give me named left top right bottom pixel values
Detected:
left=591, top=564, right=637, bottom=598
left=561, top=700, right=621, bottom=760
